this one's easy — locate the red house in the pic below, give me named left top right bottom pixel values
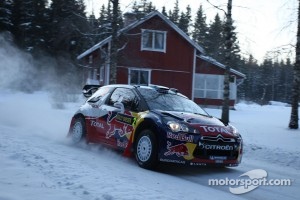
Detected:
left=77, top=11, right=245, bottom=107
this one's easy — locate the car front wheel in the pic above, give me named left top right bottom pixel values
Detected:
left=135, top=129, right=158, bottom=170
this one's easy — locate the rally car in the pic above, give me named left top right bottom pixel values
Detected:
left=68, top=84, right=243, bottom=169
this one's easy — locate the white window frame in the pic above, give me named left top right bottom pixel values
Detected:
left=141, top=29, right=167, bottom=53
left=128, top=68, right=151, bottom=85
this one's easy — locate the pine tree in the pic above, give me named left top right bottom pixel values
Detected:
left=49, top=0, right=88, bottom=59
left=206, top=14, right=224, bottom=62
left=192, top=4, right=209, bottom=52
left=98, top=4, right=111, bottom=40
left=31, top=0, right=50, bottom=53
left=87, top=13, right=100, bottom=45
left=132, top=0, right=156, bottom=20
left=260, top=58, right=273, bottom=104
left=161, top=6, right=168, bottom=17
left=178, top=5, right=191, bottom=35
left=0, top=0, right=13, bottom=32
left=169, top=0, right=179, bottom=25
left=11, top=0, right=24, bottom=46
left=284, top=58, right=293, bottom=102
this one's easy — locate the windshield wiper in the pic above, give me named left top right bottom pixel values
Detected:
left=193, top=112, right=212, bottom=118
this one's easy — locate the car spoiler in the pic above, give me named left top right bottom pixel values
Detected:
left=82, top=84, right=101, bottom=98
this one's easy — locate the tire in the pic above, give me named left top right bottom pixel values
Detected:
left=70, top=117, right=86, bottom=144
left=135, top=129, right=158, bottom=170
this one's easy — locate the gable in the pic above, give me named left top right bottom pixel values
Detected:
left=77, top=11, right=204, bottom=60
left=117, top=15, right=195, bottom=71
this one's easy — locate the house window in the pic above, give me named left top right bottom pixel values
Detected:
left=194, top=74, right=236, bottom=100
left=129, top=69, right=151, bottom=85
left=141, top=29, right=166, bottom=52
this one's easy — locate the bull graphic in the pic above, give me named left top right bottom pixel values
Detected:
left=164, top=141, right=189, bottom=157
left=106, top=124, right=129, bottom=139
left=107, top=111, right=116, bottom=124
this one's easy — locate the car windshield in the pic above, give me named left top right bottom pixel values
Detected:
left=137, top=88, right=210, bottom=116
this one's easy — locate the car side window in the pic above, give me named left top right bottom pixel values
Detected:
left=108, top=88, right=139, bottom=111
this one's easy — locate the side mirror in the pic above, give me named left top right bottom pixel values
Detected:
left=82, top=85, right=100, bottom=98
left=114, top=102, right=125, bottom=114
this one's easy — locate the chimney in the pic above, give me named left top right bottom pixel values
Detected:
left=123, top=12, right=137, bottom=27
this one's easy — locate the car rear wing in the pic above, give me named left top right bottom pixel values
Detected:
left=82, top=84, right=101, bottom=98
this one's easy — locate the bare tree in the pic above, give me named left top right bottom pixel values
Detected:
left=221, top=0, right=233, bottom=124
left=288, top=0, right=300, bottom=129
left=109, top=0, right=119, bottom=84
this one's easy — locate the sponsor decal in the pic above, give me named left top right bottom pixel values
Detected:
left=166, top=132, right=194, bottom=142
left=90, top=121, right=104, bottom=129
left=209, top=156, right=227, bottom=160
left=200, top=125, right=231, bottom=134
left=199, top=143, right=234, bottom=151
left=164, top=141, right=188, bottom=157
left=159, top=158, right=185, bottom=164
left=117, top=139, right=128, bottom=148
left=106, top=125, right=129, bottom=139
left=115, top=113, right=135, bottom=126
left=190, top=162, right=207, bottom=166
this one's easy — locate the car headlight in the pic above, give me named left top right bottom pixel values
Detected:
left=229, top=124, right=240, bottom=136
left=167, top=121, right=199, bottom=133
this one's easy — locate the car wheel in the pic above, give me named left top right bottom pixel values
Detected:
left=71, top=117, right=86, bottom=144
left=135, top=129, right=158, bottom=169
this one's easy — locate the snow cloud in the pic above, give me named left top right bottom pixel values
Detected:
left=0, top=33, right=58, bottom=92
left=0, top=33, right=81, bottom=90
left=0, top=33, right=82, bottom=108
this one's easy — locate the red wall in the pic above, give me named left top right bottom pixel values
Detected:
left=117, top=16, right=194, bottom=98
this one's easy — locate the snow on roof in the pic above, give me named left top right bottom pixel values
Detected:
left=197, top=55, right=246, bottom=78
left=77, top=11, right=204, bottom=60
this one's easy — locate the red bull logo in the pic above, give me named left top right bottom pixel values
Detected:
left=164, top=141, right=188, bottom=157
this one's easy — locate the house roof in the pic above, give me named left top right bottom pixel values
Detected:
left=77, top=11, right=205, bottom=60
left=197, top=55, right=246, bottom=78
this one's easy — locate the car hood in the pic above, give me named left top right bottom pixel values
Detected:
left=153, top=110, right=237, bottom=137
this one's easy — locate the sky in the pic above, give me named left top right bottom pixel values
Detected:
left=85, top=0, right=298, bottom=63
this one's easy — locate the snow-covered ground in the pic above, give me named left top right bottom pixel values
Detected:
left=0, top=90, right=299, bottom=200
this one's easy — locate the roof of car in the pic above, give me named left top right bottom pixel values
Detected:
left=104, top=84, right=170, bottom=90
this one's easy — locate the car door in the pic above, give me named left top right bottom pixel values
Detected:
left=84, top=86, right=113, bottom=143
left=102, top=87, right=138, bottom=150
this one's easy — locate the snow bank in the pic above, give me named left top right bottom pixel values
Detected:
left=0, top=90, right=299, bottom=200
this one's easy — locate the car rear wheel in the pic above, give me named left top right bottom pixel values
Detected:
left=71, top=117, right=86, bottom=144
left=135, top=130, right=158, bottom=169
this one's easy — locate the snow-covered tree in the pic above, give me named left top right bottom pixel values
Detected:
left=168, top=0, right=179, bottom=26
left=0, top=0, right=13, bottom=32
left=178, top=5, right=191, bottom=35
left=192, top=4, right=209, bottom=52
left=206, top=14, right=224, bottom=61
left=48, top=0, right=88, bottom=58
left=161, top=6, right=168, bottom=17
left=132, top=0, right=156, bottom=20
